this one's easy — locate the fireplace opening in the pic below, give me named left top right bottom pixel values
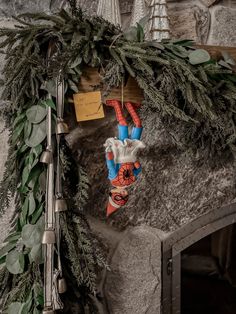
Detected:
left=181, top=224, right=236, bottom=314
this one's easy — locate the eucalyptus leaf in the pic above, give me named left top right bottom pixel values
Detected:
left=218, top=60, right=232, bottom=70
left=123, top=26, right=138, bottom=41
left=19, top=253, right=25, bottom=270
left=173, top=39, right=194, bottom=47
left=30, top=157, right=39, bottom=170
left=28, top=153, right=34, bottom=167
left=29, top=243, right=43, bottom=263
left=41, top=80, right=56, bottom=97
left=222, top=51, right=236, bottom=66
left=138, top=15, right=150, bottom=28
left=6, top=250, right=24, bottom=274
left=70, top=55, right=82, bottom=68
left=7, top=302, right=25, bottom=314
left=39, top=170, right=46, bottom=192
left=189, top=49, right=211, bottom=65
left=21, top=221, right=43, bottom=248
left=41, top=98, right=56, bottom=110
left=21, top=224, right=41, bottom=248
left=0, top=242, right=16, bottom=258
left=3, top=232, right=21, bottom=243
left=145, top=41, right=164, bottom=50
left=26, top=105, right=47, bottom=124
left=28, top=192, right=36, bottom=215
left=137, top=23, right=145, bottom=42
left=21, top=196, right=29, bottom=225
left=27, top=167, right=42, bottom=190
left=68, top=79, right=79, bottom=93
left=24, top=121, right=32, bottom=140
left=0, top=255, right=6, bottom=265
left=73, top=66, right=82, bottom=76
left=31, top=204, right=44, bottom=225
left=25, top=120, right=46, bottom=147
left=37, top=216, right=44, bottom=232
left=32, top=144, right=43, bottom=157
left=170, top=45, right=189, bottom=58
left=67, top=68, right=77, bottom=75
left=22, top=166, right=30, bottom=187
left=13, top=113, right=26, bottom=128
left=71, top=74, right=79, bottom=83
left=12, top=123, right=24, bottom=143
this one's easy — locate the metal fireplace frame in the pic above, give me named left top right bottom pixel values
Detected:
left=161, top=203, right=236, bottom=314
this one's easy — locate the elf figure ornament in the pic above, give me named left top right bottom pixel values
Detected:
left=104, top=100, right=145, bottom=217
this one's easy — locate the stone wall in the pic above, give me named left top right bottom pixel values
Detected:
left=75, top=0, right=236, bottom=46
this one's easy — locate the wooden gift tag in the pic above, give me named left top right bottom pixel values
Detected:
left=73, top=91, right=105, bottom=122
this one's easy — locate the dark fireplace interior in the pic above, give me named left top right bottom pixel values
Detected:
left=181, top=224, right=236, bottom=314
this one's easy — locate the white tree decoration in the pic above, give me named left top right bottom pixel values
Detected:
left=148, top=0, right=170, bottom=42
left=97, top=0, right=121, bottom=26
left=130, top=0, right=148, bottom=27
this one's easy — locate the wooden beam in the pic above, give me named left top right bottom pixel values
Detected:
left=79, top=67, right=144, bottom=103
left=78, top=45, right=236, bottom=104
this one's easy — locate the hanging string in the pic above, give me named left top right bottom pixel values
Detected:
left=121, top=76, right=124, bottom=109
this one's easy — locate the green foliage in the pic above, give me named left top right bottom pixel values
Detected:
left=74, top=166, right=90, bottom=212
left=3, top=264, right=43, bottom=313
left=188, top=49, right=211, bottom=65
left=61, top=212, right=107, bottom=294
left=0, top=4, right=235, bottom=159
left=6, top=251, right=25, bottom=275
left=21, top=218, right=44, bottom=249
left=26, top=105, right=47, bottom=124
left=0, top=140, right=17, bottom=216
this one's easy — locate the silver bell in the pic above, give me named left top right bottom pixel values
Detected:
left=55, top=199, right=68, bottom=213
left=56, top=120, right=69, bottom=135
left=42, top=229, right=56, bottom=244
left=43, top=308, right=55, bottom=314
left=58, top=277, right=67, bottom=294
left=40, top=149, right=53, bottom=164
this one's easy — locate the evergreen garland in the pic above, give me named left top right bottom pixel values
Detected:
left=0, top=1, right=235, bottom=313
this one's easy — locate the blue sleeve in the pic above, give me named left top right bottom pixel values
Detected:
left=118, top=125, right=129, bottom=141
left=106, top=158, right=118, bottom=180
left=133, top=166, right=142, bottom=177
left=131, top=127, right=143, bottom=140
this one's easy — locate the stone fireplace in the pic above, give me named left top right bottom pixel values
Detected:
left=65, top=105, right=236, bottom=313
left=181, top=223, right=236, bottom=314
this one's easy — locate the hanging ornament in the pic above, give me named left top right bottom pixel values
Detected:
left=148, top=0, right=170, bottom=42
left=97, top=0, right=121, bottom=26
left=104, top=100, right=145, bottom=217
left=42, top=44, right=68, bottom=313
left=42, top=93, right=56, bottom=314
left=130, top=0, right=148, bottom=27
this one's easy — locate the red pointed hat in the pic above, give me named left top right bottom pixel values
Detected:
left=106, top=198, right=120, bottom=217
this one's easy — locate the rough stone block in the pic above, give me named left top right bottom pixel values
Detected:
left=208, top=6, right=236, bottom=46
left=199, top=0, right=220, bottom=7
left=104, top=226, right=162, bottom=314
left=0, top=0, right=53, bottom=17
left=168, top=5, right=199, bottom=42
